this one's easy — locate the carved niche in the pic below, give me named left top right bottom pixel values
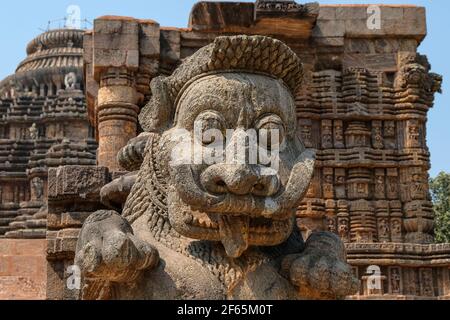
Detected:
left=345, top=122, right=371, bottom=148
left=335, top=168, right=347, bottom=199
left=405, top=119, right=422, bottom=149
left=347, top=168, right=371, bottom=200
left=298, top=118, right=313, bottom=148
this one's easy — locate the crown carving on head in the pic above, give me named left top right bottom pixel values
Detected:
left=140, top=35, right=304, bottom=132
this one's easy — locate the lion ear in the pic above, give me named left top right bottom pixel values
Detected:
left=139, top=76, right=174, bottom=133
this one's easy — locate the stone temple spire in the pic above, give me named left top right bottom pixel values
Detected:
left=0, top=28, right=97, bottom=239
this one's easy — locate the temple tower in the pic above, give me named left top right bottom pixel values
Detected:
left=0, top=29, right=97, bottom=239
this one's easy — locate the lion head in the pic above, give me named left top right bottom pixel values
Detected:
left=123, top=35, right=315, bottom=258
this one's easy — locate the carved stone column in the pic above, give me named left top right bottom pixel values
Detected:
left=97, top=68, right=141, bottom=170
left=88, top=17, right=160, bottom=171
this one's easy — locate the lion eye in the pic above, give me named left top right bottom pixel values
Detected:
left=195, top=111, right=226, bottom=146
left=256, top=115, right=286, bottom=151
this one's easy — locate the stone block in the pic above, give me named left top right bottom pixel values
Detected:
left=48, top=166, right=109, bottom=200
left=318, top=6, right=336, bottom=20
left=380, top=7, right=404, bottom=20
left=140, top=22, right=160, bottom=57
left=314, top=37, right=344, bottom=47
left=94, top=17, right=139, bottom=35
left=313, top=20, right=346, bottom=38
left=189, top=2, right=254, bottom=31
left=92, top=33, right=140, bottom=51
left=336, top=6, right=368, bottom=20
left=404, top=7, right=426, bottom=20
left=344, top=17, right=426, bottom=39
left=94, top=49, right=139, bottom=70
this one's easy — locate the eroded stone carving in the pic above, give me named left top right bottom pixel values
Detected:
left=75, top=35, right=358, bottom=300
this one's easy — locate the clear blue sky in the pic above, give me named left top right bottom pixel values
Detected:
left=0, top=0, right=447, bottom=177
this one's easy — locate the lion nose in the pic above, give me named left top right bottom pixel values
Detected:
left=200, top=164, right=280, bottom=197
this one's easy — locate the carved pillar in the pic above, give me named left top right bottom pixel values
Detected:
left=404, top=200, right=434, bottom=244
left=89, top=17, right=160, bottom=171
left=97, top=68, right=141, bottom=170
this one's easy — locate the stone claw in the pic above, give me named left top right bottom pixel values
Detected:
left=282, top=232, right=359, bottom=299
left=75, top=210, right=159, bottom=283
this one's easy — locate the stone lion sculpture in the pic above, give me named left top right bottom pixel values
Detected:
left=75, top=35, right=358, bottom=300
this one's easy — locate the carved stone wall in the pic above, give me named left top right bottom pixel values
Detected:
left=44, top=1, right=449, bottom=300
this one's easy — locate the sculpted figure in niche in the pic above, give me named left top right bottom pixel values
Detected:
left=76, top=36, right=358, bottom=300
left=406, top=120, right=421, bottom=148
left=31, top=177, right=44, bottom=201
left=338, top=219, right=350, bottom=243
left=378, top=219, right=390, bottom=240
left=65, top=72, right=77, bottom=90
left=298, top=119, right=313, bottom=148
left=391, top=219, right=402, bottom=238
left=390, top=268, right=401, bottom=294
left=29, top=123, right=38, bottom=140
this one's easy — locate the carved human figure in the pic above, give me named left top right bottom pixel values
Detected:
left=75, top=36, right=358, bottom=300
left=386, top=169, right=399, bottom=199
left=376, top=175, right=385, bottom=198
left=391, top=219, right=402, bottom=239
left=29, top=123, right=38, bottom=140
left=378, top=218, right=390, bottom=240
left=65, top=72, right=77, bottom=90
left=335, top=169, right=346, bottom=199
left=327, top=217, right=337, bottom=233
left=384, top=121, right=395, bottom=137
left=299, top=119, right=313, bottom=148
left=334, top=120, right=344, bottom=149
left=390, top=268, right=401, bottom=294
left=321, top=120, right=333, bottom=149
left=31, top=177, right=44, bottom=201
left=323, top=168, right=334, bottom=199
left=338, top=218, right=350, bottom=242
left=420, top=269, right=433, bottom=296
left=406, top=120, right=421, bottom=148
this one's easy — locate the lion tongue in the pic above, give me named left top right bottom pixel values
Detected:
left=219, top=216, right=250, bottom=258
